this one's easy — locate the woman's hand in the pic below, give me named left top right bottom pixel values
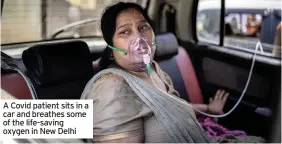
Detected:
left=207, top=89, right=229, bottom=115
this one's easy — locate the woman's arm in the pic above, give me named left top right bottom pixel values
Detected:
left=191, top=104, right=209, bottom=113
left=84, top=75, right=145, bottom=143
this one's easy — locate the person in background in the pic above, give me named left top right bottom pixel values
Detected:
left=272, top=22, right=281, bottom=58
left=246, top=14, right=260, bottom=37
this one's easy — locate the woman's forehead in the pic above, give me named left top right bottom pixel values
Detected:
left=116, top=9, right=146, bottom=26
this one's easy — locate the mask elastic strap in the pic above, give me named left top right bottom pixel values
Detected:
left=107, top=41, right=157, bottom=54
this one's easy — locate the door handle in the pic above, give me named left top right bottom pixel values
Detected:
left=255, top=107, right=272, bottom=117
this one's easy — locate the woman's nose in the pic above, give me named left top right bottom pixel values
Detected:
left=132, top=31, right=144, bottom=39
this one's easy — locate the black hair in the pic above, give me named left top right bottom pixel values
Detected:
left=99, top=2, right=153, bottom=70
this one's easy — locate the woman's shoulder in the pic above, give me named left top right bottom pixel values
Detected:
left=93, top=73, right=128, bottom=92
left=82, top=71, right=134, bottom=100
left=88, top=67, right=126, bottom=88
left=96, top=73, right=124, bottom=82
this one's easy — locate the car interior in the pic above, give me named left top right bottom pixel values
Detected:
left=1, top=0, right=281, bottom=143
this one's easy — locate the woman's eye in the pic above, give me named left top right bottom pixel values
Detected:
left=139, top=25, right=151, bottom=32
left=119, top=30, right=130, bottom=36
left=140, top=25, right=148, bottom=30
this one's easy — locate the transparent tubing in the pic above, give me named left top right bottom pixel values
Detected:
left=147, top=43, right=260, bottom=118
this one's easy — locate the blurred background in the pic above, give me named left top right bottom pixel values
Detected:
left=1, top=0, right=140, bottom=44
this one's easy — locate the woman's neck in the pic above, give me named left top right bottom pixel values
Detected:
left=128, top=70, right=150, bottom=79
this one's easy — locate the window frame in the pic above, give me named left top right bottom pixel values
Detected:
left=193, top=0, right=281, bottom=59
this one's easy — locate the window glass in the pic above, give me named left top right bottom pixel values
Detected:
left=1, top=0, right=141, bottom=45
left=197, top=0, right=221, bottom=45
left=224, top=13, right=263, bottom=50
left=224, top=0, right=281, bottom=56
left=197, top=0, right=282, bottom=57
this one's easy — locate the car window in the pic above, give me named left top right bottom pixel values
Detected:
left=197, top=0, right=221, bottom=45
left=197, top=0, right=282, bottom=57
left=1, top=0, right=142, bottom=45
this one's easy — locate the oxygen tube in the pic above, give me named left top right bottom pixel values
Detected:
left=145, top=41, right=156, bottom=75
left=108, top=38, right=260, bottom=118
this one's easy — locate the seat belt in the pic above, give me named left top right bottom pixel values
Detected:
left=1, top=52, right=37, bottom=99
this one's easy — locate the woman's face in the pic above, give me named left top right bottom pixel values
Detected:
left=112, top=8, right=155, bottom=72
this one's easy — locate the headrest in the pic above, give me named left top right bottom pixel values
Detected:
left=22, top=40, right=93, bottom=86
left=155, top=33, right=179, bottom=59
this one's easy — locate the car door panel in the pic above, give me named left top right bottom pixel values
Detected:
left=180, top=41, right=281, bottom=139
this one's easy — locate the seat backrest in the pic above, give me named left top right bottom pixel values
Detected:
left=155, top=33, right=203, bottom=103
left=21, top=40, right=94, bottom=99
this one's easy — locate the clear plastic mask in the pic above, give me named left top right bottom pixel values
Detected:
left=128, top=36, right=153, bottom=73
left=107, top=33, right=156, bottom=75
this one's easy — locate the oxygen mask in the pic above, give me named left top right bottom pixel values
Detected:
left=128, top=36, right=153, bottom=74
left=107, top=34, right=156, bottom=75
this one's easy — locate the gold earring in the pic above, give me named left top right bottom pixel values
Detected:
left=109, top=53, right=115, bottom=60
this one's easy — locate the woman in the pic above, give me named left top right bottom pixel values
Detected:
left=81, top=2, right=264, bottom=143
